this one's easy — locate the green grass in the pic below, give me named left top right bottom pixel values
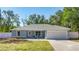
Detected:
left=0, top=39, right=54, bottom=51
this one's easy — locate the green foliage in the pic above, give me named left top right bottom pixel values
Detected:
left=22, top=14, right=49, bottom=25
left=49, top=10, right=63, bottom=25
left=61, top=7, right=79, bottom=32
left=49, top=8, right=79, bottom=32
left=0, top=9, right=20, bottom=32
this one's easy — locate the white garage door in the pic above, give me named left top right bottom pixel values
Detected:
left=46, top=30, right=68, bottom=39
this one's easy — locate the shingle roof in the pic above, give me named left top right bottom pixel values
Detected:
left=11, top=24, right=70, bottom=31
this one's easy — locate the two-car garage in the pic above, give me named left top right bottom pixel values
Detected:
left=46, top=30, right=69, bottom=39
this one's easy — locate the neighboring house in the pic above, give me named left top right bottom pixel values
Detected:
left=11, top=24, right=70, bottom=39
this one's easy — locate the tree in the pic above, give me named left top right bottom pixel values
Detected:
left=22, top=18, right=27, bottom=26
left=23, top=14, right=48, bottom=25
left=49, top=10, right=63, bottom=25
left=13, top=14, right=20, bottom=27
left=0, top=10, right=20, bottom=32
left=0, top=9, right=1, bottom=19
left=49, top=15, right=58, bottom=25
left=61, top=7, right=79, bottom=38
left=61, top=7, right=79, bottom=31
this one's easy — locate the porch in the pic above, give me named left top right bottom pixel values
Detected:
left=26, top=31, right=46, bottom=39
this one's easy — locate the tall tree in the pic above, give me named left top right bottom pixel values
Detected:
left=0, top=10, right=20, bottom=32
left=0, top=9, right=1, bottom=19
left=23, top=14, right=48, bottom=25
left=61, top=7, right=79, bottom=38
left=61, top=7, right=79, bottom=31
left=13, top=14, right=20, bottom=27
left=49, top=10, right=63, bottom=25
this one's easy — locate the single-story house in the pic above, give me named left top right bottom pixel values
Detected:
left=11, top=24, right=70, bottom=39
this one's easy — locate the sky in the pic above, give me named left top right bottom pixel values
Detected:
left=0, top=7, right=63, bottom=19
left=0, top=7, right=63, bottom=26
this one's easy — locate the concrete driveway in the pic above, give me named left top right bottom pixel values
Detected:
left=48, top=40, right=79, bottom=51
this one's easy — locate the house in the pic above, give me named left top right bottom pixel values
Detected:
left=11, top=24, right=70, bottom=39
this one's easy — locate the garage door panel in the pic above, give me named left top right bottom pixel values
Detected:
left=47, top=31, right=68, bottom=39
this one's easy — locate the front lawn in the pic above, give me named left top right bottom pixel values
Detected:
left=0, top=39, right=54, bottom=51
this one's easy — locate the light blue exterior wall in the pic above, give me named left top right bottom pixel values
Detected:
left=12, top=30, right=46, bottom=38
left=12, top=30, right=28, bottom=38
left=12, top=30, right=17, bottom=37
left=20, top=31, right=27, bottom=37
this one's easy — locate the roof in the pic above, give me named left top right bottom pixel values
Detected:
left=11, top=24, right=70, bottom=31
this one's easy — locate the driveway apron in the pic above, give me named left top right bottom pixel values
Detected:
left=48, top=40, right=79, bottom=51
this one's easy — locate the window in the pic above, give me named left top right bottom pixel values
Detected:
left=17, top=31, right=20, bottom=36
left=36, top=31, right=40, bottom=36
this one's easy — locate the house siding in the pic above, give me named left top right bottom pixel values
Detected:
left=12, top=30, right=28, bottom=38
left=20, top=31, right=27, bottom=37
left=12, top=30, right=69, bottom=39
left=12, top=30, right=17, bottom=37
